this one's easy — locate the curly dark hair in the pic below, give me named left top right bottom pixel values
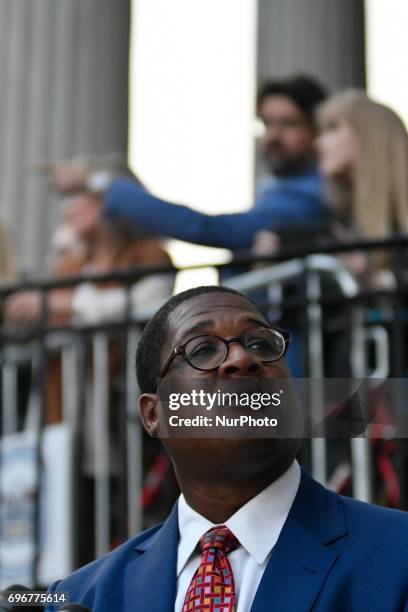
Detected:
left=257, top=74, right=328, bottom=126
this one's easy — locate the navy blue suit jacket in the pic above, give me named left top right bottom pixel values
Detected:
left=47, top=470, right=408, bottom=611
left=103, top=171, right=328, bottom=250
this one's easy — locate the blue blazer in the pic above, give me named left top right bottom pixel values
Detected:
left=47, top=469, right=408, bottom=611
left=103, top=172, right=328, bottom=250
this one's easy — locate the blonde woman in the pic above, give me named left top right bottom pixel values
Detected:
left=316, top=90, right=408, bottom=281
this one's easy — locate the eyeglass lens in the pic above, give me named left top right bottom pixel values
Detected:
left=185, top=329, right=285, bottom=370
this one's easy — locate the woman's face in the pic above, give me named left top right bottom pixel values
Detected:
left=64, top=193, right=102, bottom=240
left=316, top=118, right=358, bottom=179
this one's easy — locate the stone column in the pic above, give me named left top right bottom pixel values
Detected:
left=0, top=0, right=130, bottom=272
left=255, top=0, right=365, bottom=180
left=257, top=0, right=366, bottom=90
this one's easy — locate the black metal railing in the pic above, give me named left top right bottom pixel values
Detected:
left=0, top=235, right=407, bottom=588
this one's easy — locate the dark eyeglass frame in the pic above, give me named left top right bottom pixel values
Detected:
left=159, top=327, right=291, bottom=379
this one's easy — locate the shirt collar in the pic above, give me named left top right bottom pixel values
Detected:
left=177, top=460, right=301, bottom=575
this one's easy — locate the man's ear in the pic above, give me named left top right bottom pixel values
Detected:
left=138, top=393, right=160, bottom=437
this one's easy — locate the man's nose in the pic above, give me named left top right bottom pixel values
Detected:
left=218, top=343, right=263, bottom=377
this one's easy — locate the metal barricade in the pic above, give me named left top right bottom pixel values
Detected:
left=0, top=316, right=150, bottom=583
left=0, top=237, right=406, bottom=586
left=224, top=254, right=388, bottom=501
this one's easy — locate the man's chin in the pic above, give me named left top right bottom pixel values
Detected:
left=166, top=436, right=299, bottom=471
left=269, top=163, right=295, bottom=176
left=266, top=157, right=306, bottom=177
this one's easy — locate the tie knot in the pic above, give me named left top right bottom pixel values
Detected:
left=199, top=525, right=239, bottom=554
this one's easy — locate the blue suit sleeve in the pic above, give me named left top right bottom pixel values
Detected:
left=104, top=178, right=326, bottom=250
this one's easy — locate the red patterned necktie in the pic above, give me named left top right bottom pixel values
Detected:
left=182, top=525, right=239, bottom=612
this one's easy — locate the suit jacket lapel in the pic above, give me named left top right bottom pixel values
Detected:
left=250, top=469, right=348, bottom=612
left=122, top=470, right=348, bottom=612
left=123, top=503, right=179, bottom=612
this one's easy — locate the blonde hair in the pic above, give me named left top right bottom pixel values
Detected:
left=317, top=90, right=408, bottom=240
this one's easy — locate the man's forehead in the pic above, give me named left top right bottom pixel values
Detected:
left=168, top=292, right=266, bottom=341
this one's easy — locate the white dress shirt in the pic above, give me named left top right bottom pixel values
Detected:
left=175, top=460, right=301, bottom=612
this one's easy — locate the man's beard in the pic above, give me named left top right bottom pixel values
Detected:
left=265, top=150, right=314, bottom=177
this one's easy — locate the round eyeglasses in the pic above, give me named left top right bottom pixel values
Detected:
left=160, top=327, right=290, bottom=378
